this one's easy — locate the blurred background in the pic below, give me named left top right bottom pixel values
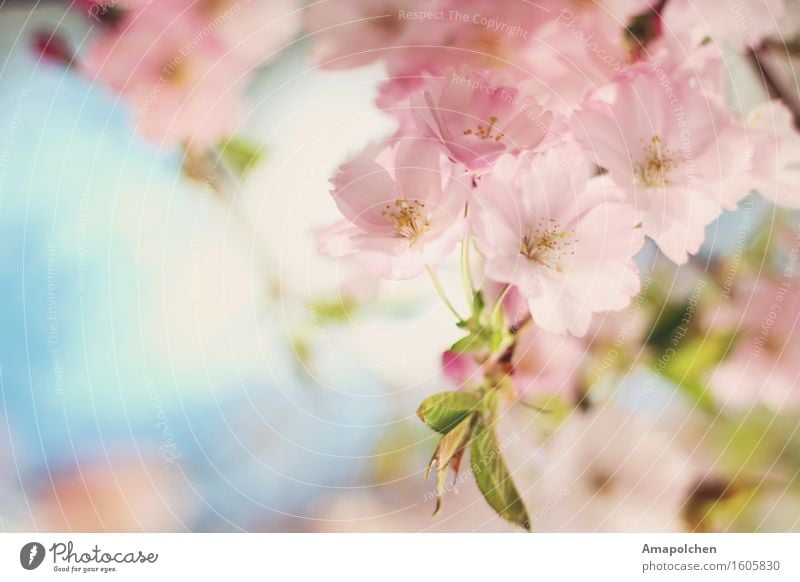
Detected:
left=0, top=0, right=510, bottom=532
left=0, top=0, right=799, bottom=532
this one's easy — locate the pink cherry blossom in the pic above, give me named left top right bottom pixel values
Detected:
left=371, top=1, right=550, bottom=112
left=514, top=0, right=655, bottom=112
left=441, top=350, right=481, bottom=387
left=307, top=0, right=551, bottom=78
left=471, top=145, right=644, bottom=336
left=745, top=100, right=800, bottom=208
left=411, top=67, right=553, bottom=171
left=211, top=0, right=300, bottom=68
left=523, top=21, right=625, bottom=114
left=572, top=64, right=752, bottom=264
left=85, top=0, right=299, bottom=147
left=431, top=0, right=549, bottom=70
left=317, top=138, right=469, bottom=280
left=86, top=2, right=246, bottom=147
left=549, top=0, right=655, bottom=23
left=643, top=26, right=727, bottom=101
left=304, top=0, right=453, bottom=70
left=661, top=0, right=785, bottom=50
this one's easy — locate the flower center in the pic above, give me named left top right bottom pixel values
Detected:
left=161, top=60, right=190, bottom=87
left=520, top=219, right=575, bottom=271
left=383, top=199, right=430, bottom=243
left=202, top=0, right=232, bottom=16
left=463, top=116, right=504, bottom=142
left=589, top=470, right=614, bottom=495
left=471, top=31, right=509, bottom=62
left=634, top=135, right=677, bottom=188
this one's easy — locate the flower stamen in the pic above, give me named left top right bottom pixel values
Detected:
left=520, top=218, right=575, bottom=272
left=463, top=116, right=505, bottom=142
left=634, top=135, right=676, bottom=188
left=383, top=199, right=430, bottom=243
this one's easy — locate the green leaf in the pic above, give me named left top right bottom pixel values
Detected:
left=417, top=392, right=481, bottom=433
left=470, top=421, right=531, bottom=531
left=218, top=137, right=265, bottom=177
left=455, top=290, right=508, bottom=353
left=308, top=298, right=358, bottom=323
left=472, top=291, right=485, bottom=316
left=450, top=333, right=488, bottom=354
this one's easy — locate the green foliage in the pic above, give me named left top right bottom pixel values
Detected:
left=472, top=290, right=485, bottom=314
left=416, top=391, right=482, bottom=434
left=646, top=298, right=696, bottom=351
left=417, top=287, right=528, bottom=529
left=308, top=298, right=359, bottom=323
left=661, top=332, right=737, bottom=412
left=471, top=420, right=531, bottom=531
left=219, top=137, right=265, bottom=177
left=451, top=290, right=507, bottom=354
left=450, top=333, right=488, bottom=354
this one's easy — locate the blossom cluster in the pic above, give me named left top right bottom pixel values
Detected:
left=78, top=0, right=301, bottom=147
left=310, top=0, right=800, bottom=526
left=314, top=0, right=800, bottom=337
left=39, top=0, right=800, bottom=530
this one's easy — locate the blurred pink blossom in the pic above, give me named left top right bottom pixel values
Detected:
left=745, top=100, right=800, bottom=209
left=661, top=0, right=785, bottom=50
left=213, top=0, right=300, bottom=67
left=35, top=454, right=192, bottom=532
left=528, top=406, right=697, bottom=532
left=707, top=277, right=800, bottom=411
left=85, top=0, right=299, bottom=146
left=511, top=324, right=585, bottom=400
left=441, top=349, right=481, bottom=387
left=304, top=0, right=453, bottom=71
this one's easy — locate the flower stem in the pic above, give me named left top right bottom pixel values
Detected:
left=482, top=334, right=515, bottom=372
left=460, top=204, right=475, bottom=302
left=488, top=283, right=512, bottom=322
left=426, top=265, right=464, bottom=322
